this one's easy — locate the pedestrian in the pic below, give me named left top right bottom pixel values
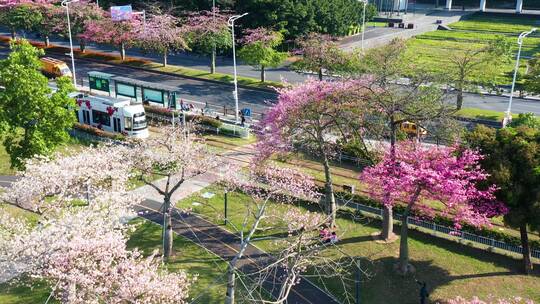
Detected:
left=416, top=280, right=429, bottom=304
left=240, top=113, right=246, bottom=127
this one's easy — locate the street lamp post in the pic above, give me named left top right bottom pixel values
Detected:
left=504, top=27, right=537, bottom=127
left=228, top=13, right=248, bottom=124
left=361, top=0, right=367, bottom=51
left=61, top=0, right=79, bottom=88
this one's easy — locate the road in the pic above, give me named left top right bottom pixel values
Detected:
left=1, top=46, right=540, bottom=117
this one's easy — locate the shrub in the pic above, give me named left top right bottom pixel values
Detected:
left=73, top=123, right=125, bottom=141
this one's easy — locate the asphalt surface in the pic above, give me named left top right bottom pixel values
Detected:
left=1, top=44, right=540, bottom=117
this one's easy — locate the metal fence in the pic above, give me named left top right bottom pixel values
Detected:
left=145, top=112, right=251, bottom=138
left=343, top=199, right=540, bottom=259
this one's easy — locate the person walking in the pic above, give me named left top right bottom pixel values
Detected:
left=240, top=112, right=246, bottom=127
left=416, top=280, right=429, bottom=304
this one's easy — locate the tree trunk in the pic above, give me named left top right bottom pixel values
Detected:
left=261, top=65, right=266, bottom=82
left=120, top=43, right=126, bottom=61
left=380, top=118, right=397, bottom=241
left=398, top=188, right=421, bottom=275
left=211, top=49, right=216, bottom=74
left=163, top=52, right=168, bottom=67
left=224, top=263, right=236, bottom=304
left=44, top=35, right=50, bottom=47
left=162, top=197, right=173, bottom=259
left=398, top=208, right=411, bottom=274
left=62, top=282, right=76, bottom=303
left=318, top=68, right=323, bottom=81
left=520, top=224, right=533, bottom=274
left=456, top=89, right=464, bottom=110
left=322, top=153, right=337, bottom=227
left=79, top=40, right=86, bottom=53
left=381, top=206, right=395, bottom=240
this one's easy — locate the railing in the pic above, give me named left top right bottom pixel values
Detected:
left=344, top=199, right=540, bottom=259
left=145, top=112, right=251, bottom=138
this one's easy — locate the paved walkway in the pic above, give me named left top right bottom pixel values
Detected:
left=340, top=8, right=473, bottom=50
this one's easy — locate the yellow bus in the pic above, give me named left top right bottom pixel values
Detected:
left=40, top=57, right=72, bottom=78
left=400, top=121, right=427, bottom=137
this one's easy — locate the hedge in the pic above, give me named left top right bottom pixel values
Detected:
left=143, top=105, right=222, bottom=129
left=73, top=123, right=125, bottom=141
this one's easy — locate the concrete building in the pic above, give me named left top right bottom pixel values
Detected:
left=443, top=0, right=523, bottom=13
left=372, top=0, right=527, bottom=14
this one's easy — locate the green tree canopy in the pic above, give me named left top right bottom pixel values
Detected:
left=524, top=53, right=540, bottom=95
left=238, top=28, right=287, bottom=82
left=235, top=0, right=374, bottom=39
left=0, top=4, right=43, bottom=38
left=442, top=36, right=512, bottom=109
left=0, top=40, right=77, bottom=169
left=466, top=125, right=540, bottom=274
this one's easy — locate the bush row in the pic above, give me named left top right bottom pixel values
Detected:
left=73, top=123, right=125, bottom=141
left=143, top=104, right=223, bottom=129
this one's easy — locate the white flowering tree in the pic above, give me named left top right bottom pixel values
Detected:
left=2, top=144, right=133, bottom=213
left=0, top=145, right=193, bottom=303
left=130, top=126, right=219, bottom=259
left=222, top=165, right=367, bottom=304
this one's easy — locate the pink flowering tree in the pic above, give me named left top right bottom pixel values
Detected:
left=0, top=3, right=42, bottom=39
left=53, top=1, right=104, bottom=52
left=257, top=79, right=371, bottom=227
left=237, top=27, right=287, bottom=82
left=360, top=142, right=504, bottom=274
left=185, top=9, right=232, bottom=74
left=136, top=13, right=188, bottom=67
left=34, top=3, right=63, bottom=46
left=221, top=164, right=369, bottom=303
left=80, top=13, right=140, bottom=60
left=223, top=164, right=318, bottom=303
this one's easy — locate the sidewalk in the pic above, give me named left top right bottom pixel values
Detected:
left=131, top=142, right=340, bottom=304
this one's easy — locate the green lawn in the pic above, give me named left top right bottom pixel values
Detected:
left=0, top=143, right=13, bottom=176
left=0, top=136, right=93, bottom=176
left=455, top=107, right=512, bottom=121
left=405, top=12, right=540, bottom=86
left=177, top=184, right=540, bottom=303
left=126, top=219, right=229, bottom=304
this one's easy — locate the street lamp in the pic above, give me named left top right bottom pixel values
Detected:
left=228, top=13, right=248, bottom=124
left=61, top=0, right=79, bottom=88
left=360, top=0, right=367, bottom=51
left=504, top=27, right=537, bottom=127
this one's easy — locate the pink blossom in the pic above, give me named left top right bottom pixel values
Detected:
left=256, top=78, right=372, bottom=161
left=360, top=141, right=505, bottom=229
left=239, top=27, right=281, bottom=46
